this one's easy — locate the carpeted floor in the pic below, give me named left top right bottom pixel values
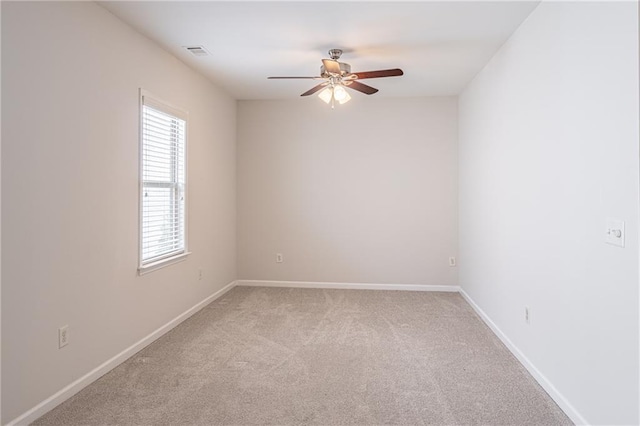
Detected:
left=34, top=286, right=572, bottom=425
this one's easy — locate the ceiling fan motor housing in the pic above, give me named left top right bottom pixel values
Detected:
left=320, top=62, right=351, bottom=78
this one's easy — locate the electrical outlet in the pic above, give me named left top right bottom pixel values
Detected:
left=448, top=257, right=456, bottom=267
left=198, top=268, right=203, bottom=281
left=525, top=307, right=530, bottom=325
left=59, top=325, right=69, bottom=348
left=276, top=253, right=283, bottom=263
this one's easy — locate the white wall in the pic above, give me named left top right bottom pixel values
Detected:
left=458, top=2, right=639, bottom=424
left=0, top=3, right=3, bottom=421
left=1, top=2, right=236, bottom=423
left=238, top=97, right=457, bottom=286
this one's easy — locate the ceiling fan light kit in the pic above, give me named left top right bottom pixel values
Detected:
left=268, top=48, right=403, bottom=108
left=318, top=85, right=352, bottom=108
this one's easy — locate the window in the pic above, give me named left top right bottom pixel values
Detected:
left=139, top=91, right=188, bottom=273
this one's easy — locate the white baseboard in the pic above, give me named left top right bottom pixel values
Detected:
left=459, top=289, right=587, bottom=425
left=237, top=279, right=459, bottom=292
left=7, top=280, right=237, bottom=426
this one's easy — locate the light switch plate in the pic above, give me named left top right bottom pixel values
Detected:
left=605, top=218, right=625, bottom=247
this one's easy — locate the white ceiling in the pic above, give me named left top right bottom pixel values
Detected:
left=99, top=1, right=539, bottom=100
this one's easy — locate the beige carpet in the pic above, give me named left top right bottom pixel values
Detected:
left=34, top=287, right=572, bottom=425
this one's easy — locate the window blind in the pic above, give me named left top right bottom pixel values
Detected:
left=140, top=97, right=186, bottom=266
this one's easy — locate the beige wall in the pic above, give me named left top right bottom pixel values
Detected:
left=237, top=97, right=458, bottom=285
left=1, top=2, right=236, bottom=422
left=459, top=2, right=639, bottom=424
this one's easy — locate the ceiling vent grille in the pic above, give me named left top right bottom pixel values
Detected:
left=183, top=46, right=210, bottom=57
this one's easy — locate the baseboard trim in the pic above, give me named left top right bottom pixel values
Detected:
left=7, top=280, right=237, bottom=426
left=237, top=279, right=459, bottom=292
left=459, top=289, right=587, bottom=425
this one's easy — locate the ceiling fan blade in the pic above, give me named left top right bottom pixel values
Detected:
left=346, top=81, right=379, bottom=95
left=352, top=68, right=404, bottom=79
left=268, top=76, right=323, bottom=79
left=300, top=83, right=328, bottom=97
left=322, top=59, right=342, bottom=75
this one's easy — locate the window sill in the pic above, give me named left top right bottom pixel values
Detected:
left=138, top=252, right=191, bottom=275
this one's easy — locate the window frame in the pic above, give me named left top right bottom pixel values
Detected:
left=138, top=89, right=190, bottom=274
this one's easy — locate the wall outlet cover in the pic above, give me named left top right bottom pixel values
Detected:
left=59, top=325, right=69, bottom=348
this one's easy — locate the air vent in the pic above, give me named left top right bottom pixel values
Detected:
left=183, top=46, right=210, bottom=57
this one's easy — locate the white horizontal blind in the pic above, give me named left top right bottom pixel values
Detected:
left=140, top=96, right=186, bottom=266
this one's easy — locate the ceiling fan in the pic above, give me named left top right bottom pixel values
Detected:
left=268, top=49, right=403, bottom=107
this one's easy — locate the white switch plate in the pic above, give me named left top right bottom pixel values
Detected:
left=276, top=253, right=283, bottom=263
left=605, top=218, right=625, bottom=248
